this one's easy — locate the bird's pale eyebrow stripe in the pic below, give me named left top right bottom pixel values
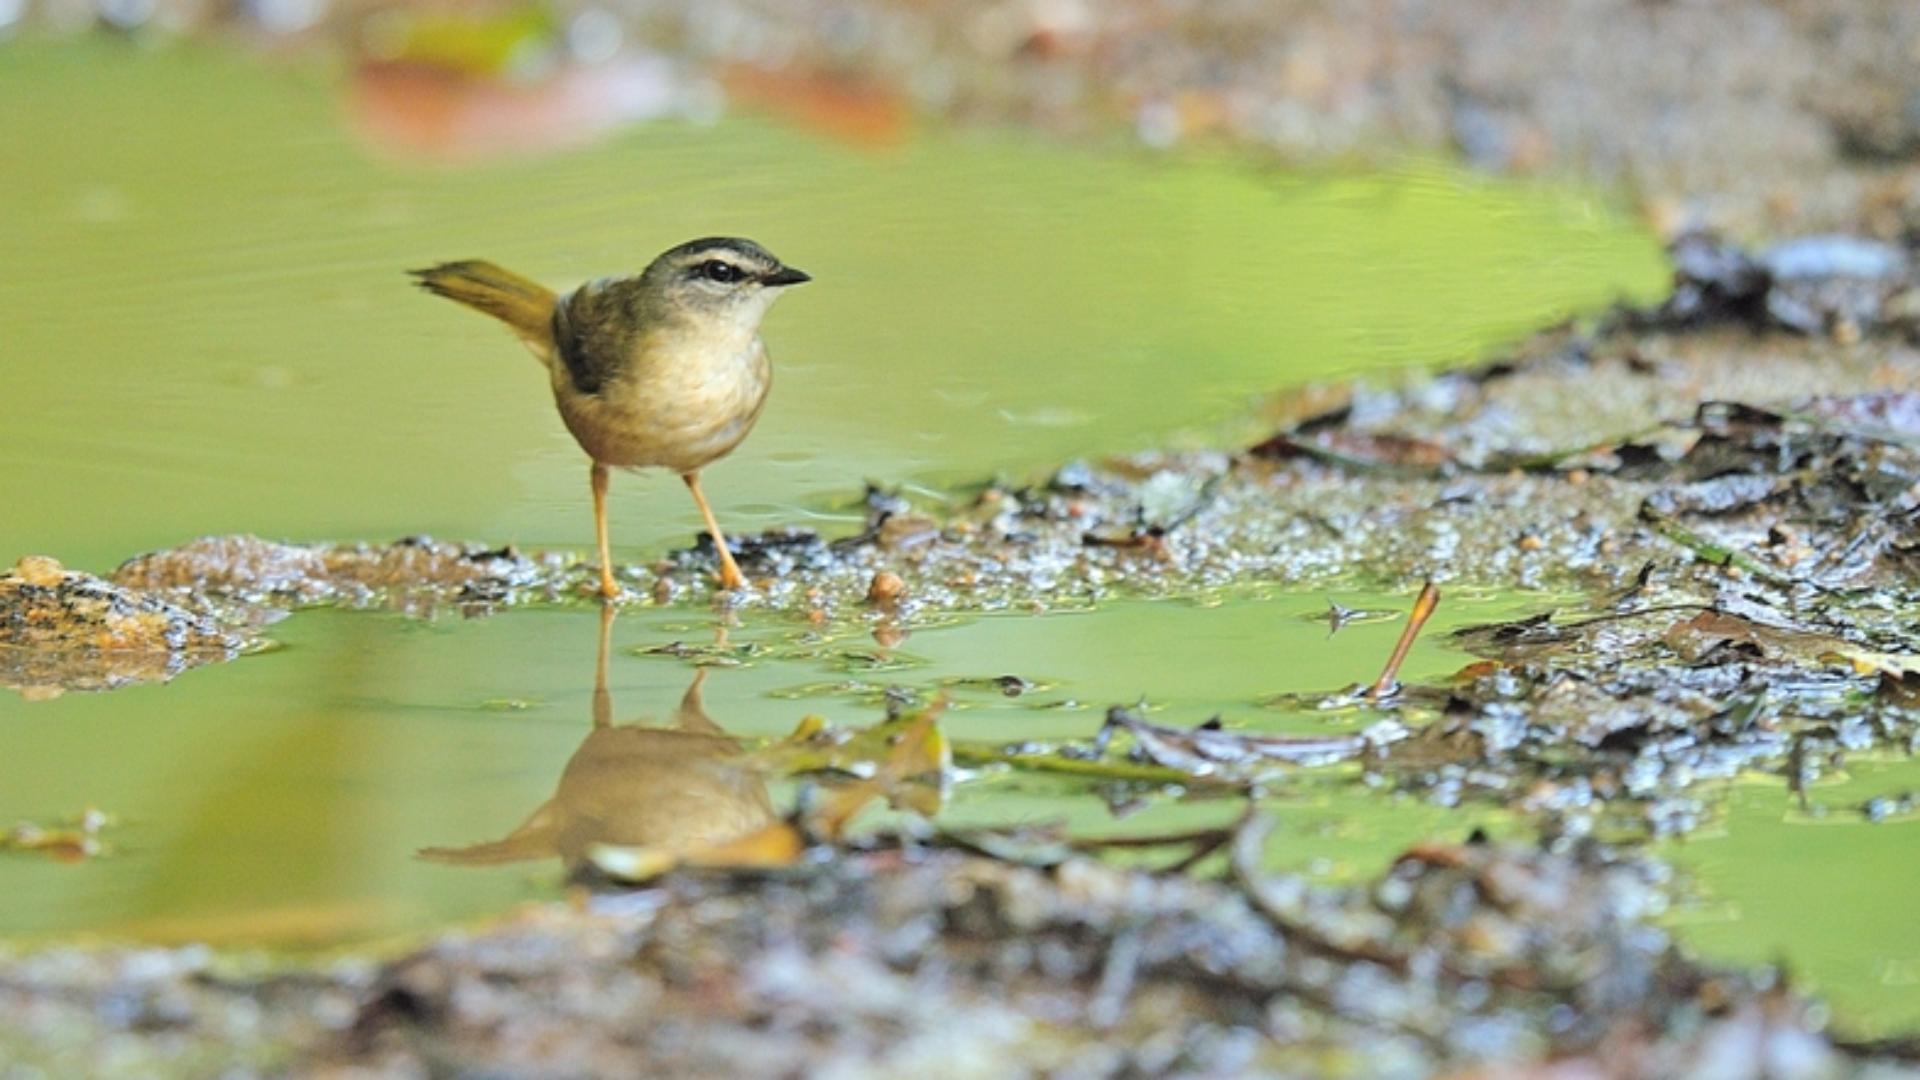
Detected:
left=664, top=236, right=778, bottom=265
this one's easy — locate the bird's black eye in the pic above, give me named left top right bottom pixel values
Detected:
left=700, top=260, right=743, bottom=283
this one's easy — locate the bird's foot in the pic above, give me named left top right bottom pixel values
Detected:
left=585, top=568, right=624, bottom=601
left=713, top=547, right=748, bottom=593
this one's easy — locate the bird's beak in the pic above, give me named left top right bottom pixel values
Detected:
left=761, top=266, right=812, bottom=287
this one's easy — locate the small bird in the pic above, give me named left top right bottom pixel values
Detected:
left=410, top=238, right=810, bottom=596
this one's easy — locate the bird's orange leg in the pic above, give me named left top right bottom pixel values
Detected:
left=682, top=471, right=746, bottom=591
left=590, top=461, right=621, bottom=599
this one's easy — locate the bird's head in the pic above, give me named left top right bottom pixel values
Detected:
left=639, top=237, right=810, bottom=329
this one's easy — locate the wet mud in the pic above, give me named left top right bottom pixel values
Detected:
left=0, top=836, right=1887, bottom=1077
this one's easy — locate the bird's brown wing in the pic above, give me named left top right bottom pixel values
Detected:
left=552, top=277, right=643, bottom=395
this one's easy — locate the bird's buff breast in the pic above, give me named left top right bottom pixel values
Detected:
left=552, top=335, right=771, bottom=475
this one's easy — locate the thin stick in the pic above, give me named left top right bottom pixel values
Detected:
left=948, top=743, right=1224, bottom=786
left=1641, top=511, right=1800, bottom=588
left=1368, top=580, right=1440, bottom=698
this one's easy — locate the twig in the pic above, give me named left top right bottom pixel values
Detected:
left=1072, top=827, right=1232, bottom=852
left=1368, top=580, right=1441, bottom=698
left=950, top=742, right=1224, bottom=786
left=1087, top=925, right=1144, bottom=1029
left=1640, top=509, right=1799, bottom=587
left=1480, top=422, right=1674, bottom=473
left=1830, top=1032, right=1920, bottom=1064
left=1451, top=602, right=1717, bottom=644
left=1069, top=823, right=1240, bottom=874
left=1162, top=829, right=1236, bottom=873
left=1228, top=814, right=1413, bottom=975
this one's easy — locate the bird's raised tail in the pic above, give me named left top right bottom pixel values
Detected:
left=410, top=260, right=557, bottom=345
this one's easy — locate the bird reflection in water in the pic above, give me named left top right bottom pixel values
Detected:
left=420, top=605, right=775, bottom=875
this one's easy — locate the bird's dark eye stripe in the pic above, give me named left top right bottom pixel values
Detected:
left=698, top=260, right=744, bottom=283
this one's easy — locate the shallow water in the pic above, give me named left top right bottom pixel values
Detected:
left=0, top=38, right=1662, bottom=572
left=2, top=37, right=1914, bottom=1039
left=1661, top=758, right=1920, bottom=1037
left=0, top=592, right=1502, bottom=947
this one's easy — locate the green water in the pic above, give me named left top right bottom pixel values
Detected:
left=0, top=39, right=1662, bottom=572
left=1662, top=760, right=1920, bottom=1037
left=0, top=594, right=1499, bottom=946
left=1, top=37, right=1913, bottom=1038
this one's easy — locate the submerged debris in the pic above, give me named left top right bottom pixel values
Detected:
left=2, top=808, right=114, bottom=863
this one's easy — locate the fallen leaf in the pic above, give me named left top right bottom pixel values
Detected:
left=1248, top=431, right=1456, bottom=473
left=1095, top=706, right=1384, bottom=779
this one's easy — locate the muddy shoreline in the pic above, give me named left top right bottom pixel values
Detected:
left=0, top=836, right=1878, bottom=1077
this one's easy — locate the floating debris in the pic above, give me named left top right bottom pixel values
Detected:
left=1090, top=704, right=1394, bottom=780
left=1304, top=597, right=1399, bottom=638
left=3, top=808, right=114, bottom=862
left=114, top=534, right=563, bottom=613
